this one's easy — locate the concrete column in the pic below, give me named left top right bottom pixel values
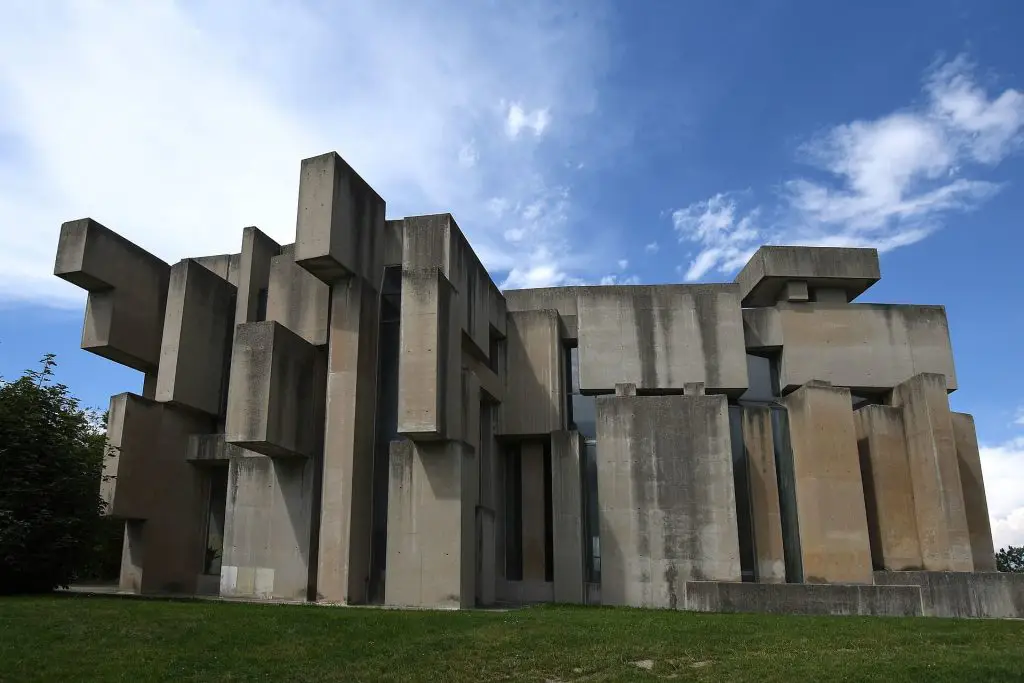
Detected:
left=854, top=405, right=922, bottom=571
left=520, top=441, right=548, bottom=582
left=782, top=383, right=872, bottom=583
left=119, top=520, right=145, bottom=593
left=740, top=407, right=785, bottom=583
left=890, top=373, right=973, bottom=572
left=316, top=278, right=379, bottom=603
left=951, top=412, right=996, bottom=571
left=551, top=430, right=584, bottom=603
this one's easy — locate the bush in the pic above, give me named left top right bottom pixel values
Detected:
left=0, top=355, right=109, bottom=593
left=996, top=546, right=1024, bottom=573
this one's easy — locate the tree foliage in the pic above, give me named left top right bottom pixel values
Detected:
left=996, top=545, right=1024, bottom=573
left=0, top=355, right=110, bottom=593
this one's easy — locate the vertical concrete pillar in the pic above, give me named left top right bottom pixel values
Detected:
left=551, top=430, right=584, bottom=603
left=782, top=383, right=872, bottom=583
left=854, top=405, right=922, bottom=570
left=119, top=520, right=145, bottom=593
left=951, top=412, right=996, bottom=571
left=740, top=407, right=785, bottom=583
left=890, top=373, right=973, bottom=572
left=520, top=441, right=548, bottom=581
left=316, top=278, right=379, bottom=603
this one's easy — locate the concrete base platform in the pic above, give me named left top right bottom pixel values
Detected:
left=873, top=571, right=1024, bottom=618
left=684, top=581, right=923, bottom=617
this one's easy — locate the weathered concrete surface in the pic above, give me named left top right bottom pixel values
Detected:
left=220, top=453, right=319, bottom=601
left=234, top=227, right=281, bottom=325
left=54, top=218, right=170, bottom=372
left=685, top=581, right=922, bottom=617
left=551, top=430, right=584, bottom=603
left=950, top=412, right=996, bottom=571
left=316, top=278, right=379, bottom=603
left=496, top=579, right=554, bottom=604
left=267, top=253, right=330, bottom=346
left=186, top=433, right=244, bottom=463
left=497, top=310, right=563, bottom=436
left=577, top=285, right=748, bottom=394
left=854, top=405, right=923, bottom=570
left=191, top=253, right=241, bottom=286
left=293, top=152, right=387, bottom=283
left=739, top=407, right=785, bottom=583
left=782, top=383, right=873, bottom=583
left=874, top=571, right=1024, bottom=618
left=155, top=259, right=236, bottom=416
left=890, top=373, right=973, bottom=572
left=744, top=304, right=958, bottom=393
left=520, top=441, right=548, bottom=582
left=596, top=394, right=741, bottom=609
left=385, top=439, right=476, bottom=608
left=735, top=246, right=881, bottom=307
left=225, top=321, right=327, bottom=458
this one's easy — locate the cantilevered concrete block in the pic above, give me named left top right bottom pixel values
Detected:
left=54, top=218, right=170, bottom=372
left=155, top=259, right=236, bottom=416
left=397, top=268, right=457, bottom=439
left=497, top=310, right=563, bottom=436
left=386, top=439, right=476, bottom=608
left=267, top=253, right=330, bottom=346
left=294, top=151, right=386, bottom=282
left=235, top=227, right=281, bottom=325
left=890, top=373, right=973, bottom=572
left=739, top=406, right=785, bottom=583
left=854, top=405, right=922, bottom=571
left=950, top=412, right=995, bottom=571
left=735, top=246, right=880, bottom=307
left=596, top=394, right=741, bottom=609
left=551, top=430, right=584, bottom=603
left=191, top=253, right=241, bottom=285
left=225, top=321, right=327, bottom=458
left=782, top=383, right=873, bottom=583
left=576, top=285, right=748, bottom=394
left=103, top=393, right=165, bottom=519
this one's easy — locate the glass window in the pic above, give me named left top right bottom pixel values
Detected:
left=582, top=441, right=601, bottom=583
left=204, top=466, right=228, bottom=576
left=739, top=353, right=780, bottom=403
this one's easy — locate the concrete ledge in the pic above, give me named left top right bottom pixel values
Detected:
left=873, top=571, right=1024, bottom=618
left=685, top=581, right=923, bottom=617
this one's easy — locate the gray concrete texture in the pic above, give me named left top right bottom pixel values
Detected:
left=873, top=570, right=1024, bottom=618
left=738, top=406, right=786, bottom=583
left=735, top=245, right=881, bottom=307
left=551, top=430, right=585, bottom=603
left=685, top=580, right=923, bottom=617
left=950, top=412, right=997, bottom=571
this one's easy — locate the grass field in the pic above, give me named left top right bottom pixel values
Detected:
left=2, top=595, right=1023, bottom=682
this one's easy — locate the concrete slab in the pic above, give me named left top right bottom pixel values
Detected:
left=497, top=310, right=564, bottom=436
left=735, top=246, right=880, bottom=307
left=234, top=227, right=281, bottom=326
left=685, top=581, right=922, bottom=617
left=874, top=571, right=1024, bottom=618
left=551, top=430, right=584, bottom=603
left=267, top=253, right=330, bottom=346
left=739, top=407, right=785, bottom=583
left=950, top=412, right=996, bottom=571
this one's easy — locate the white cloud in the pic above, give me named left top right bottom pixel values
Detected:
left=1014, top=406, right=1024, bottom=426
left=617, top=259, right=628, bottom=270
left=644, top=242, right=659, bottom=254
left=598, top=273, right=641, bottom=286
left=505, top=102, right=552, bottom=138
left=0, top=1, right=607, bottom=303
left=673, top=56, right=1024, bottom=281
left=980, top=436, right=1024, bottom=549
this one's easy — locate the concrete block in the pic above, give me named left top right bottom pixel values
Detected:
left=54, top=218, right=170, bottom=372
left=779, top=280, right=809, bottom=303
left=890, top=373, right=973, bottom=571
left=739, top=407, right=785, bottom=583
left=191, top=253, right=241, bottom=286
left=854, top=405, right=922, bottom=571
left=235, top=227, right=281, bottom=325
left=155, top=259, right=236, bottom=416
left=950, top=412, right=996, bottom=571
left=782, top=383, right=873, bottom=583
left=873, top=571, right=1024, bottom=618
left=102, top=393, right=165, bottom=519
left=735, top=246, right=880, bottom=307
left=685, top=581, right=922, bottom=617
left=596, top=394, right=741, bottom=609
left=551, top=430, right=584, bottom=603
left=293, top=151, right=387, bottom=282
left=497, top=310, right=564, bottom=436
left=267, top=253, right=330, bottom=346
left=520, top=441, right=547, bottom=581
left=577, top=285, right=748, bottom=394
left=186, top=433, right=244, bottom=463
left=225, top=321, right=327, bottom=458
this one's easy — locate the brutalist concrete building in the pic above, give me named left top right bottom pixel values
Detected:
left=54, top=151, right=1022, bottom=618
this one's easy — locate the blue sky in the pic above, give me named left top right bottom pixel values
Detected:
left=1, top=0, right=1022, bottom=545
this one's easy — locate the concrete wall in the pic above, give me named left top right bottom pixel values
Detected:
left=685, top=581, right=922, bottom=617
left=551, top=430, right=584, bottom=603
left=520, top=441, right=547, bottom=582
left=950, top=412, right=996, bottom=571
left=596, top=394, right=741, bottom=609
left=890, top=373, right=973, bottom=572
left=874, top=571, right=1024, bottom=618
left=854, top=405, right=922, bottom=570
left=782, top=382, right=873, bottom=583
left=735, top=246, right=881, bottom=307
left=267, top=252, right=330, bottom=347
left=739, top=407, right=785, bottom=583
left=497, top=310, right=564, bottom=436
left=234, top=227, right=281, bottom=326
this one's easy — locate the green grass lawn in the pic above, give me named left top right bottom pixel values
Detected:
left=2, top=595, right=1023, bottom=682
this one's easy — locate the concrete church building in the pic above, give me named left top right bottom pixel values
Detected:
left=54, top=151, right=1022, bottom=618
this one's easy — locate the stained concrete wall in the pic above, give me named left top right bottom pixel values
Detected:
left=191, top=253, right=241, bottom=286
left=782, top=383, right=873, bottom=583
left=551, top=430, right=584, bottom=603
left=155, top=259, right=236, bottom=416
left=735, top=246, right=881, bottom=307
left=596, top=394, right=741, bottom=609
left=854, top=405, right=922, bottom=571
left=874, top=571, right=1024, bottom=618
left=890, top=373, right=973, bottom=572
left=54, top=218, right=170, bottom=372
left=497, top=310, right=564, bottom=436
left=739, top=407, right=785, bottom=583
left=685, top=581, right=922, bottom=617
left=520, top=441, right=548, bottom=581
left=950, top=412, right=996, bottom=571
left=267, top=252, right=330, bottom=346
left=234, top=227, right=281, bottom=325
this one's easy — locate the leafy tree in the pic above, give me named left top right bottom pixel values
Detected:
left=996, top=546, right=1024, bottom=573
left=0, top=354, right=110, bottom=593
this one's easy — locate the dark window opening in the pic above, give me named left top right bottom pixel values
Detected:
left=255, top=287, right=269, bottom=322
left=729, top=407, right=757, bottom=582
left=203, top=466, right=229, bottom=576
left=739, top=353, right=781, bottom=404
left=582, top=440, right=601, bottom=583
left=504, top=444, right=524, bottom=581
left=771, top=408, right=802, bottom=583
left=543, top=440, right=554, bottom=583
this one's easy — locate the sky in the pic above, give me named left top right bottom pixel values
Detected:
left=0, top=1, right=1022, bottom=547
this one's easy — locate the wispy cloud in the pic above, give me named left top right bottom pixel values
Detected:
left=674, top=56, right=1024, bottom=280
left=644, top=242, right=659, bottom=254
left=0, top=1, right=608, bottom=304
left=981, top=435, right=1024, bottom=548
left=1014, top=406, right=1024, bottom=427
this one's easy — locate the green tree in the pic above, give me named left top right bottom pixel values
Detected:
left=0, top=354, right=109, bottom=593
left=996, top=545, right=1024, bottom=573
